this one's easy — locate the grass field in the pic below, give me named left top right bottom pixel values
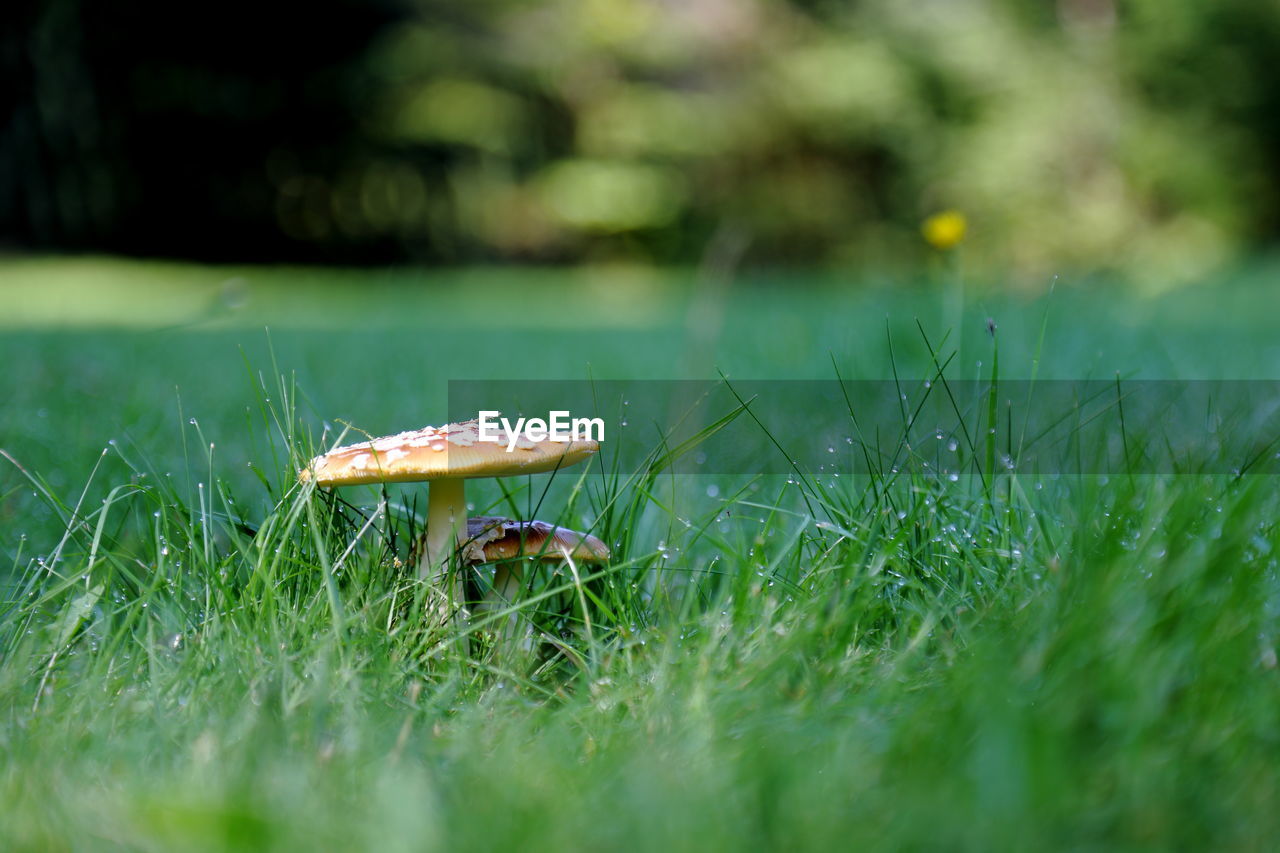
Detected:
left=2, top=258, right=1279, bottom=850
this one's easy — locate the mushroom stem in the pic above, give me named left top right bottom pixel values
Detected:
left=420, top=478, right=467, bottom=582
left=481, top=562, right=524, bottom=614
left=484, top=562, right=529, bottom=647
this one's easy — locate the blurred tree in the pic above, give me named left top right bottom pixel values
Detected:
left=3, top=0, right=1279, bottom=282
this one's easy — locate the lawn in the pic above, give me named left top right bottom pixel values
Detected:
left=2, top=257, right=1279, bottom=850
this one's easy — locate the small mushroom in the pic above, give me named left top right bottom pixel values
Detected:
left=461, top=516, right=611, bottom=565
left=447, top=516, right=610, bottom=617
left=299, top=419, right=598, bottom=583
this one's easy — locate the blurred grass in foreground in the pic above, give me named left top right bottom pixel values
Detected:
left=1, top=260, right=1279, bottom=850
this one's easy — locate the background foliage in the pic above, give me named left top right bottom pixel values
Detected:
left=6, top=0, right=1280, bottom=282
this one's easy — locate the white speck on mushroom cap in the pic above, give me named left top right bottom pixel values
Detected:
left=324, top=419, right=533, bottom=457
left=351, top=420, right=534, bottom=454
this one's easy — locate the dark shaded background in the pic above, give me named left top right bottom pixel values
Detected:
left=5, top=0, right=402, bottom=263
left=5, top=0, right=1280, bottom=280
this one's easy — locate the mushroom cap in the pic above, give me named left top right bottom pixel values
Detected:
left=462, top=516, right=610, bottom=565
left=299, top=418, right=599, bottom=487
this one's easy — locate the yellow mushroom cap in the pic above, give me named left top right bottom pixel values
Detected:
left=299, top=418, right=599, bottom=486
left=462, top=516, right=610, bottom=565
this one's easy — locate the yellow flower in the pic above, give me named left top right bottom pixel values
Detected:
left=921, top=210, right=967, bottom=251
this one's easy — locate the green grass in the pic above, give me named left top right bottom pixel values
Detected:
left=2, top=259, right=1279, bottom=851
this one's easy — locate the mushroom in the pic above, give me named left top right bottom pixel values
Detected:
left=461, top=516, right=611, bottom=565
left=299, top=419, right=598, bottom=584
left=426, top=516, right=610, bottom=618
